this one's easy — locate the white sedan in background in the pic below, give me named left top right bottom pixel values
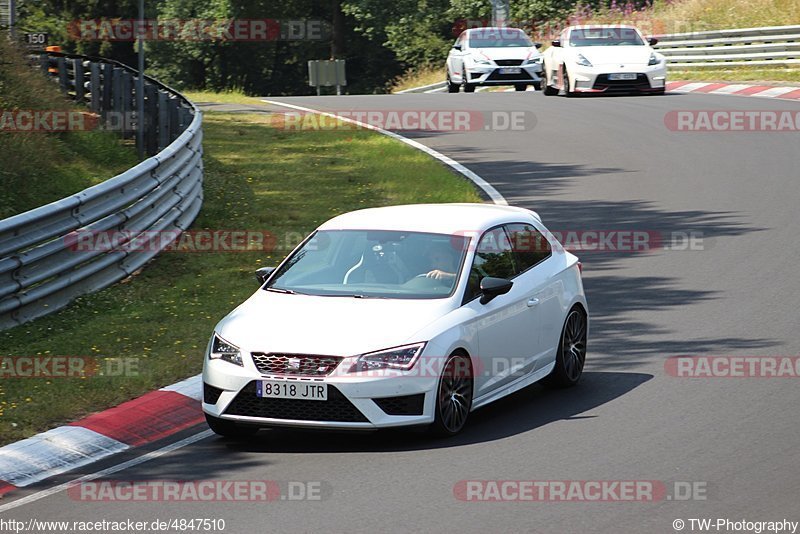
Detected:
left=542, top=25, right=667, bottom=96
left=446, top=27, right=544, bottom=92
left=202, top=204, right=588, bottom=438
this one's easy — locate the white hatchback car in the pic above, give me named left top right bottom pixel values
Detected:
left=446, top=27, right=544, bottom=92
left=542, top=24, right=667, bottom=96
left=202, top=204, right=588, bottom=437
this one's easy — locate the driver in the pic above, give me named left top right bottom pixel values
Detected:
left=423, top=243, right=458, bottom=281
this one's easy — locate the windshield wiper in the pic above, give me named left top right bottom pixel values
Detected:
left=265, top=287, right=298, bottom=295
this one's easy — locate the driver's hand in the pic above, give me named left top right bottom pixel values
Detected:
left=426, top=270, right=454, bottom=280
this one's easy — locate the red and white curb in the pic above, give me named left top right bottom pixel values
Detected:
left=666, top=81, right=800, bottom=100
left=0, top=374, right=203, bottom=497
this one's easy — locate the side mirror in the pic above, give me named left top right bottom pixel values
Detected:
left=550, top=39, right=561, bottom=48
left=255, top=266, right=276, bottom=286
left=534, top=42, right=542, bottom=49
left=453, top=44, right=462, bottom=51
left=479, top=277, right=514, bottom=305
left=648, top=37, right=658, bottom=46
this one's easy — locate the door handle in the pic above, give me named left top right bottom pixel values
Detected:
left=527, top=298, right=540, bottom=307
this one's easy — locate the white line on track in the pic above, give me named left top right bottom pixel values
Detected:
left=260, top=99, right=507, bottom=206
left=0, top=430, right=213, bottom=513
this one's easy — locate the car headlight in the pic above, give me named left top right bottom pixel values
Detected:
left=348, top=343, right=426, bottom=373
left=648, top=53, right=660, bottom=66
left=208, top=333, right=243, bottom=367
left=523, top=57, right=542, bottom=65
left=576, top=54, right=592, bottom=67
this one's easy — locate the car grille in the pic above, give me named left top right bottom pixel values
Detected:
left=494, top=59, right=524, bottom=66
left=224, top=381, right=369, bottom=422
left=373, top=394, right=425, bottom=416
left=251, top=353, right=343, bottom=376
left=487, top=70, right=533, bottom=81
left=203, top=383, right=224, bottom=405
left=592, top=73, right=651, bottom=91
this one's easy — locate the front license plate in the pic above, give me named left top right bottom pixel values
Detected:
left=257, top=380, right=327, bottom=401
left=498, top=67, right=522, bottom=74
left=609, top=73, right=637, bottom=80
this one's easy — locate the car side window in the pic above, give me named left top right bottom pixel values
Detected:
left=465, top=227, right=516, bottom=301
left=506, top=223, right=552, bottom=275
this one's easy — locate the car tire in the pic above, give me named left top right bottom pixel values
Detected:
left=514, top=84, right=527, bottom=91
left=532, top=81, right=542, bottom=91
left=430, top=352, right=474, bottom=436
left=205, top=413, right=259, bottom=438
left=462, top=69, right=476, bottom=93
left=561, top=67, right=576, bottom=97
left=447, top=73, right=460, bottom=93
left=543, top=70, right=558, bottom=96
left=543, top=306, right=587, bottom=388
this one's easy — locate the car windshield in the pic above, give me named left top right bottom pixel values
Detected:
left=569, top=28, right=645, bottom=46
left=469, top=30, right=533, bottom=48
left=265, top=230, right=469, bottom=299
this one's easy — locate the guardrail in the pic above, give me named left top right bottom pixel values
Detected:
left=655, top=25, right=800, bottom=67
left=0, top=50, right=203, bottom=330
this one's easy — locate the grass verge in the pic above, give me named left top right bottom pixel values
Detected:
left=669, top=67, right=800, bottom=84
left=391, top=66, right=447, bottom=93
left=0, top=107, right=483, bottom=446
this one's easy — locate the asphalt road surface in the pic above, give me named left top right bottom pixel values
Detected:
left=3, top=90, right=799, bottom=533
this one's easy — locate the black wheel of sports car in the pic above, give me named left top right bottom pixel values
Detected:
left=205, top=413, right=259, bottom=438
left=532, top=81, right=542, bottom=91
left=543, top=306, right=587, bottom=387
left=447, top=73, right=460, bottom=93
left=543, top=70, right=558, bottom=96
left=561, top=67, right=576, bottom=97
left=462, top=68, right=476, bottom=93
left=431, top=353, right=474, bottom=436
left=514, top=84, right=527, bottom=91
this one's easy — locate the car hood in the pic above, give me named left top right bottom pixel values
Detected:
left=215, top=290, right=457, bottom=356
left=472, top=47, right=540, bottom=61
left=570, top=45, right=653, bottom=66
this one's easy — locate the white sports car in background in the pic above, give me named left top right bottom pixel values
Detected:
left=446, top=27, right=544, bottom=92
left=202, top=204, right=588, bottom=438
left=542, top=25, right=667, bottom=96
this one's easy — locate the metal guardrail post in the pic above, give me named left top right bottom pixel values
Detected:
left=101, top=63, right=113, bottom=123
left=157, top=90, right=169, bottom=151
left=72, top=58, right=85, bottom=103
left=144, top=83, right=158, bottom=156
left=56, top=56, right=68, bottom=94
left=89, top=62, right=101, bottom=112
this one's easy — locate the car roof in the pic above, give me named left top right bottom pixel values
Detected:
left=464, top=27, right=527, bottom=35
left=318, top=203, right=541, bottom=235
left=566, top=24, right=640, bottom=31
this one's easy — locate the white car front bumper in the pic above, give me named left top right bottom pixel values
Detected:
left=466, top=63, right=544, bottom=86
left=202, top=355, right=441, bottom=430
left=568, top=62, right=667, bottom=93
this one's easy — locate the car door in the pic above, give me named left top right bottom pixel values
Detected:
left=463, top=226, right=540, bottom=400
left=448, top=33, right=466, bottom=80
left=505, top=222, right=560, bottom=372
